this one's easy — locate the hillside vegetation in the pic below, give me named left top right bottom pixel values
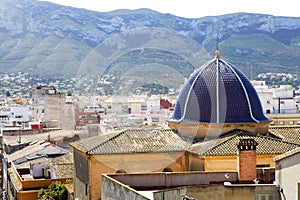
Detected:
left=1, top=0, right=300, bottom=93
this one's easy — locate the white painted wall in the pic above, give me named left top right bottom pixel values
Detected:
left=275, top=149, right=300, bottom=200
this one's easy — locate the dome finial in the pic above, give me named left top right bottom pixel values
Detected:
left=215, top=50, right=220, bottom=58
left=215, top=33, right=220, bottom=58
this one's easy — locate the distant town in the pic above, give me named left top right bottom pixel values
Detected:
left=3, top=1, right=300, bottom=199
left=0, top=61, right=300, bottom=199
left=1, top=70, right=299, bottom=98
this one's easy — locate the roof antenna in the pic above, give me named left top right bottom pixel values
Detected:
left=215, top=18, right=222, bottom=59
left=216, top=33, right=219, bottom=51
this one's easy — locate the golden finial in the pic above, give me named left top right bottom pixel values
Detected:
left=215, top=50, right=220, bottom=58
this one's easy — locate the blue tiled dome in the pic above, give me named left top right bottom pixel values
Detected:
left=169, top=55, right=270, bottom=124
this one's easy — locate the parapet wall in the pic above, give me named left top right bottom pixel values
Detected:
left=106, top=171, right=238, bottom=190
left=102, top=175, right=150, bottom=200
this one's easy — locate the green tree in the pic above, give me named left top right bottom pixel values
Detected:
left=38, top=181, right=68, bottom=200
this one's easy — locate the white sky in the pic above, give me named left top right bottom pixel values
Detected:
left=45, top=0, right=300, bottom=18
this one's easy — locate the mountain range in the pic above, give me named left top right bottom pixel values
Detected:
left=1, top=0, right=300, bottom=93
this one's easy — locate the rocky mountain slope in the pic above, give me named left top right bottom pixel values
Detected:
left=1, top=0, right=300, bottom=93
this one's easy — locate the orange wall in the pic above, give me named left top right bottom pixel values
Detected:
left=74, top=148, right=280, bottom=200
left=89, top=152, right=187, bottom=200
left=21, top=178, right=70, bottom=190
left=17, top=191, right=38, bottom=200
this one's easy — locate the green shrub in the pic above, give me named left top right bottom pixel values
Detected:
left=38, top=181, right=69, bottom=200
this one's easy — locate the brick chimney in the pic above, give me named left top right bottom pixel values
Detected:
left=237, top=138, right=258, bottom=183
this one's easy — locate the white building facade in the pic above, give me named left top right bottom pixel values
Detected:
left=252, top=81, right=297, bottom=114
left=273, top=147, right=300, bottom=200
left=0, top=104, right=30, bottom=126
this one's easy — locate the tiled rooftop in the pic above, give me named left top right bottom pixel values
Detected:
left=189, top=130, right=300, bottom=156
left=70, top=129, right=191, bottom=155
left=50, top=153, right=74, bottom=178
left=268, top=127, right=300, bottom=145
left=273, top=147, right=300, bottom=162
left=8, top=141, right=69, bottom=165
left=70, top=127, right=300, bottom=157
left=169, top=58, right=270, bottom=124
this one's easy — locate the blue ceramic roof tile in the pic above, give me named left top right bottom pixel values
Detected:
left=169, top=58, right=270, bottom=123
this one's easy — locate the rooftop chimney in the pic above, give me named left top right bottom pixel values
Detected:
left=237, top=138, right=258, bottom=183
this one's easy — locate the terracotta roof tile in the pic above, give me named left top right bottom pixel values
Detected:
left=69, top=132, right=120, bottom=153
left=70, top=129, right=190, bottom=155
left=269, top=127, right=300, bottom=145
left=50, top=153, right=74, bottom=178
left=189, top=130, right=300, bottom=156
left=273, top=146, right=300, bottom=162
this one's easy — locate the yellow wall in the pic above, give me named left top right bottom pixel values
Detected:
left=205, top=156, right=237, bottom=172
left=204, top=154, right=278, bottom=172
left=256, top=154, right=278, bottom=168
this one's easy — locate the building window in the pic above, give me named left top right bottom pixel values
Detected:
left=297, top=121, right=300, bottom=125
left=257, top=194, right=275, bottom=200
left=270, top=121, right=275, bottom=126
left=256, top=164, right=270, bottom=168
left=116, top=169, right=127, bottom=173
left=280, top=101, right=285, bottom=104
left=279, top=121, right=284, bottom=126
left=289, top=121, right=294, bottom=125
left=266, top=100, right=270, bottom=104
left=163, top=167, right=173, bottom=172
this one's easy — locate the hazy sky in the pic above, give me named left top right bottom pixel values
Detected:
left=45, top=0, right=300, bottom=18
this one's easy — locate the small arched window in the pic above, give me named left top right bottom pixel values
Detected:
left=163, top=167, right=172, bottom=172
left=116, top=169, right=127, bottom=174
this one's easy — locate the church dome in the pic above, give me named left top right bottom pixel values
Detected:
left=169, top=52, right=270, bottom=124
